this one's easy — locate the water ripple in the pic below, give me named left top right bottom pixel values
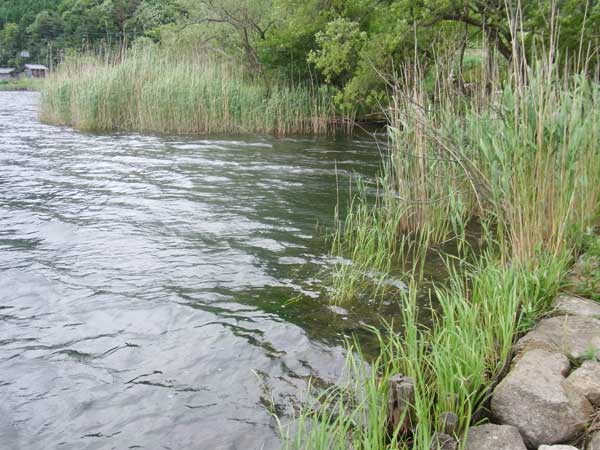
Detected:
left=0, top=91, right=385, bottom=450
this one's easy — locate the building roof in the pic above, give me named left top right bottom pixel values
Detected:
left=0, top=68, right=16, bottom=74
left=24, top=64, right=48, bottom=70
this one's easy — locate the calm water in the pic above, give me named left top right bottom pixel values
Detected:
left=0, top=92, right=397, bottom=450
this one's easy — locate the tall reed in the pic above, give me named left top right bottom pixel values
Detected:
left=40, top=48, right=344, bottom=135
left=330, top=55, right=600, bottom=303
left=470, top=67, right=600, bottom=262
left=282, top=252, right=569, bottom=450
left=386, top=56, right=600, bottom=263
left=313, top=25, right=600, bottom=450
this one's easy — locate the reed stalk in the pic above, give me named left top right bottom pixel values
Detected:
left=313, top=23, right=600, bottom=450
left=40, top=48, right=345, bottom=136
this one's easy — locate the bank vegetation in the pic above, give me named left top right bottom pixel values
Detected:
left=285, top=22, right=600, bottom=450
left=23, top=1, right=600, bottom=448
left=40, top=49, right=344, bottom=135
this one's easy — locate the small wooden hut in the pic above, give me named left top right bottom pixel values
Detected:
left=0, top=68, right=17, bottom=81
left=24, top=64, right=48, bottom=78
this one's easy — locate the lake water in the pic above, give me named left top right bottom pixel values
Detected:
left=0, top=92, right=399, bottom=450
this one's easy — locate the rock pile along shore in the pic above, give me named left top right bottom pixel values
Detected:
left=467, top=294, right=600, bottom=450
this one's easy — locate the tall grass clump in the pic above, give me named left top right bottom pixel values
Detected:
left=327, top=61, right=486, bottom=303
left=467, top=66, right=600, bottom=262
left=388, top=53, right=600, bottom=262
left=329, top=54, right=600, bottom=302
left=309, top=21, right=600, bottom=450
left=330, top=177, right=417, bottom=304
left=40, top=47, right=344, bottom=135
left=283, top=252, right=570, bottom=450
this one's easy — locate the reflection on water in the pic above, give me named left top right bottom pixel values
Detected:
left=0, top=92, right=401, bottom=450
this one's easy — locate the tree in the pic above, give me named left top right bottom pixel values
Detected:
left=27, top=11, right=63, bottom=41
left=308, top=18, right=367, bottom=86
left=126, top=0, right=178, bottom=39
left=112, top=0, right=142, bottom=31
left=174, top=0, right=274, bottom=72
left=0, top=22, right=20, bottom=66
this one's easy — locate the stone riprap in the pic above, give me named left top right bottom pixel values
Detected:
left=484, top=294, right=599, bottom=450
left=538, top=446, right=581, bottom=450
left=465, top=424, right=527, bottom=450
left=553, top=294, right=600, bottom=319
left=587, top=432, right=600, bottom=450
left=491, top=349, right=592, bottom=447
left=515, top=315, right=600, bottom=361
left=564, top=360, right=600, bottom=407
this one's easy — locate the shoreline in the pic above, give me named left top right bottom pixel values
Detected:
left=0, top=81, right=41, bottom=92
left=431, top=251, right=600, bottom=450
left=17, top=54, right=600, bottom=450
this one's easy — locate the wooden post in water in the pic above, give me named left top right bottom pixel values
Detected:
left=387, top=374, right=415, bottom=439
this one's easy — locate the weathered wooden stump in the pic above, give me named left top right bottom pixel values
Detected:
left=387, top=374, right=415, bottom=438
left=438, top=411, right=459, bottom=436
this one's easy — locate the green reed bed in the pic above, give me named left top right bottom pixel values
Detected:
left=40, top=49, right=342, bottom=135
left=463, top=70, right=600, bottom=263
left=293, top=53, right=600, bottom=448
left=283, top=252, right=569, bottom=450
left=0, top=78, right=42, bottom=91
left=329, top=59, right=600, bottom=303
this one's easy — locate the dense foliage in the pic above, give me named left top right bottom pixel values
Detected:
left=0, top=0, right=177, bottom=68
left=1, top=0, right=598, bottom=111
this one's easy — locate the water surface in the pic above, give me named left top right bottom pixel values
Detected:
left=0, top=92, right=395, bottom=450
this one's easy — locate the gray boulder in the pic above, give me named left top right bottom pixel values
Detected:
left=515, top=316, right=600, bottom=361
left=491, top=349, right=592, bottom=448
left=553, top=294, right=600, bottom=319
left=464, top=424, right=527, bottom=450
left=538, top=446, right=580, bottom=450
left=430, top=432, right=457, bottom=450
left=564, top=360, right=600, bottom=406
